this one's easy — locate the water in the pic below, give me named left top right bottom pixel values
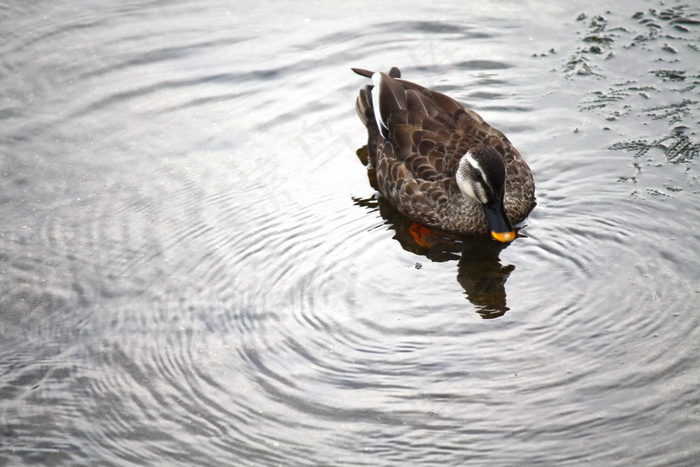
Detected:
left=1, top=0, right=698, bottom=465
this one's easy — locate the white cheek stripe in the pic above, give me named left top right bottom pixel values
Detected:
left=465, top=151, right=482, bottom=174
left=465, top=150, right=493, bottom=195
left=456, top=170, right=475, bottom=200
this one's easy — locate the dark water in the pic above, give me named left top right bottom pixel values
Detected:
left=1, top=0, right=698, bottom=465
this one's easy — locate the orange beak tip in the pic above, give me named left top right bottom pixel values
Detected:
left=491, top=231, right=516, bottom=243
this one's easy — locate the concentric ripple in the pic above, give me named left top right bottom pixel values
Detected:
left=0, top=1, right=698, bottom=466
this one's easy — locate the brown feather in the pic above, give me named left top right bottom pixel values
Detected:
left=353, top=67, right=536, bottom=236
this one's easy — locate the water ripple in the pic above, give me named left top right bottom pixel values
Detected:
left=1, top=1, right=698, bottom=466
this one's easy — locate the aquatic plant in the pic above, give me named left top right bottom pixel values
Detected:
left=563, top=3, right=699, bottom=190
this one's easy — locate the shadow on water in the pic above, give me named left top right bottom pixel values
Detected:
left=353, top=146, right=518, bottom=319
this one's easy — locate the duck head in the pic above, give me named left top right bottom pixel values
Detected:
left=456, top=146, right=515, bottom=243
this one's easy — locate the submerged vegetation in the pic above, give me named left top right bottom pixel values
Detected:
left=559, top=4, right=699, bottom=195
left=610, top=128, right=700, bottom=164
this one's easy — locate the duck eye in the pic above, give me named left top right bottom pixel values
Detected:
left=473, top=169, right=484, bottom=182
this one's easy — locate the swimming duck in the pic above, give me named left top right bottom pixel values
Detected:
left=352, top=67, right=535, bottom=243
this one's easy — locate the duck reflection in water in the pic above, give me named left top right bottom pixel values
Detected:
left=354, top=146, right=517, bottom=319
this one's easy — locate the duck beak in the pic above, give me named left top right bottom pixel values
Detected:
left=483, top=198, right=515, bottom=243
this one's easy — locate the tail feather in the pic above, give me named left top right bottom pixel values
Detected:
left=351, top=67, right=374, bottom=78
left=372, top=72, right=408, bottom=139
left=355, top=86, right=373, bottom=127
left=353, top=67, right=406, bottom=158
left=351, top=67, right=402, bottom=79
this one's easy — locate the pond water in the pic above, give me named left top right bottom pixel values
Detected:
left=1, top=0, right=698, bottom=465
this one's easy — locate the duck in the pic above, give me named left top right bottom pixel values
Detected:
left=352, top=67, right=535, bottom=243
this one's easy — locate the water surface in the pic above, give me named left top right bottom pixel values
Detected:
left=1, top=0, right=698, bottom=465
